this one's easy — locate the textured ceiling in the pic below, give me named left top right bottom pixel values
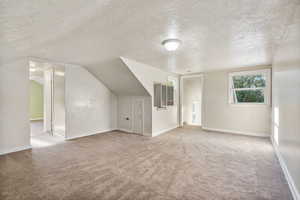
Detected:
left=0, top=0, right=299, bottom=74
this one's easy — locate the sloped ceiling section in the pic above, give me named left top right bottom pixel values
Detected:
left=121, top=57, right=157, bottom=96
left=121, top=57, right=179, bottom=96
left=85, top=58, right=150, bottom=96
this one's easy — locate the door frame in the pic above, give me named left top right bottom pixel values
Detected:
left=28, top=57, right=67, bottom=140
left=132, top=98, right=144, bottom=135
left=180, top=74, right=204, bottom=127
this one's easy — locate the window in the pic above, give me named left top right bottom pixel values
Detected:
left=154, top=83, right=167, bottom=108
left=154, top=83, right=162, bottom=107
left=154, top=82, right=175, bottom=108
left=229, top=69, right=270, bottom=104
left=161, top=84, right=167, bottom=107
left=167, top=76, right=177, bottom=106
left=167, top=85, right=174, bottom=106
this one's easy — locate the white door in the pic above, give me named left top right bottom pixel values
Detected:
left=192, top=101, right=201, bottom=126
left=132, top=100, right=143, bottom=135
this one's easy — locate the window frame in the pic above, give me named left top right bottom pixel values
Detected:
left=167, top=76, right=177, bottom=106
left=154, top=82, right=173, bottom=109
left=161, top=84, right=167, bottom=107
left=228, top=69, right=271, bottom=106
left=154, top=83, right=162, bottom=108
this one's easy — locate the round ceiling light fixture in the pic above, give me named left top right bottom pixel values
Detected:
left=162, top=38, right=181, bottom=51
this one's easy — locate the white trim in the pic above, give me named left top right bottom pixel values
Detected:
left=228, top=102, right=268, bottom=107
left=0, top=145, right=32, bottom=156
left=271, top=138, right=300, bottom=200
left=152, top=126, right=178, bottom=137
left=66, top=129, right=114, bottom=140
left=118, top=128, right=133, bottom=133
left=180, top=74, right=204, bottom=127
left=29, top=57, right=77, bottom=67
left=181, top=74, right=204, bottom=79
left=118, top=129, right=153, bottom=137
left=186, top=123, right=202, bottom=127
left=228, top=69, right=271, bottom=76
left=202, top=127, right=270, bottom=137
left=30, top=118, right=44, bottom=121
left=233, top=87, right=265, bottom=91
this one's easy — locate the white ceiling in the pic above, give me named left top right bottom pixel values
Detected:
left=1, top=0, right=299, bottom=74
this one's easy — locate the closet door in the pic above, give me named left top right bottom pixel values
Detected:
left=132, top=99, right=144, bottom=135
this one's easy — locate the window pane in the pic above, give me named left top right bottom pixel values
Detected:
left=235, top=89, right=264, bottom=103
left=161, top=85, right=167, bottom=107
left=233, top=75, right=266, bottom=88
left=167, top=86, right=174, bottom=106
left=154, top=83, right=161, bottom=107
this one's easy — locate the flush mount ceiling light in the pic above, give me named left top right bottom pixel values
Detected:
left=162, top=38, right=181, bottom=51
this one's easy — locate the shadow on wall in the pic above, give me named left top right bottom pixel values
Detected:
left=85, top=58, right=150, bottom=96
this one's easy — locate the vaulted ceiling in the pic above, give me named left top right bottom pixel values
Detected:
left=1, top=0, right=299, bottom=74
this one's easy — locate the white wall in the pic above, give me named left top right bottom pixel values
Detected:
left=43, top=68, right=52, bottom=133
left=202, top=67, right=271, bottom=137
left=53, top=66, right=66, bottom=136
left=121, top=57, right=179, bottom=136
left=65, top=65, right=117, bottom=139
left=0, top=60, right=31, bottom=154
left=117, top=96, right=152, bottom=136
left=272, top=7, right=300, bottom=198
left=182, top=76, right=203, bottom=126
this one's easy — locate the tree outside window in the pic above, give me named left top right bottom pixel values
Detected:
left=229, top=69, right=270, bottom=104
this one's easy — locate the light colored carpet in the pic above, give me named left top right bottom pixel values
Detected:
left=31, top=133, right=65, bottom=148
left=0, top=127, right=292, bottom=200
left=30, top=120, right=65, bottom=148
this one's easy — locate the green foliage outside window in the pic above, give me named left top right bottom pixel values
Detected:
left=232, top=75, right=266, bottom=103
left=233, top=75, right=265, bottom=88
left=235, top=90, right=264, bottom=103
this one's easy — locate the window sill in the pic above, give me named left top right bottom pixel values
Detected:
left=156, top=107, right=167, bottom=111
left=229, top=103, right=270, bottom=107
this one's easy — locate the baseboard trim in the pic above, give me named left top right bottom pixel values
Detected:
left=117, top=129, right=153, bottom=137
left=271, top=138, right=300, bottom=200
left=0, top=145, right=32, bottom=156
left=152, top=126, right=178, bottom=137
left=118, top=128, right=132, bottom=133
left=30, top=118, right=43, bottom=121
left=66, top=129, right=114, bottom=140
left=202, top=127, right=270, bottom=138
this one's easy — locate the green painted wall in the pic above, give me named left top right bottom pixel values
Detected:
left=30, top=80, right=44, bottom=119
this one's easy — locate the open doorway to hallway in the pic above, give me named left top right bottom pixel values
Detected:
left=29, top=60, right=66, bottom=148
left=181, top=75, right=203, bottom=127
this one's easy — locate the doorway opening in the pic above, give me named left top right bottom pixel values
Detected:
left=29, top=60, right=66, bottom=148
left=181, top=75, right=203, bottom=127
